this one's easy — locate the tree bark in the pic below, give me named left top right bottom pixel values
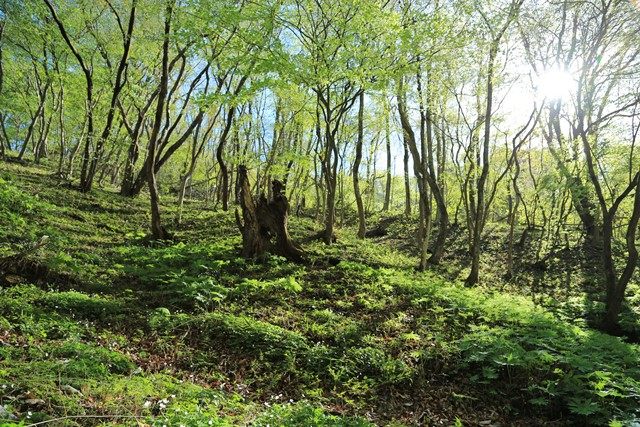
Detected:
left=217, top=106, right=236, bottom=211
left=466, top=0, right=523, bottom=285
left=421, top=71, right=449, bottom=265
left=236, top=165, right=304, bottom=261
left=34, top=104, right=53, bottom=164
left=397, top=77, right=432, bottom=270
left=316, top=85, right=360, bottom=244
left=146, top=0, right=173, bottom=240
left=81, top=0, right=137, bottom=192
left=43, top=0, right=95, bottom=193
left=383, top=108, right=392, bottom=212
left=56, top=87, right=66, bottom=176
left=353, top=91, right=366, bottom=238
left=403, top=137, right=411, bottom=217
left=18, top=82, right=49, bottom=161
left=601, top=174, right=640, bottom=332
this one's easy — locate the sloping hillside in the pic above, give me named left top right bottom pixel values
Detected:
left=1, top=163, right=639, bottom=426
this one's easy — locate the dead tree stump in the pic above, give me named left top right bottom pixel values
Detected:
left=236, top=165, right=304, bottom=262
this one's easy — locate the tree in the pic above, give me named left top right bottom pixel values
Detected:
left=521, top=0, right=640, bottom=328
left=382, top=100, right=392, bottom=211
left=42, top=0, right=95, bottom=191
left=83, top=0, right=137, bottom=192
left=146, top=0, right=173, bottom=240
left=279, top=0, right=397, bottom=244
left=465, top=0, right=524, bottom=285
left=353, top=90, right=366, bottom=238
left=569, top=0, right=640, bottom=331
left=236, top=165, right=304, bottom=261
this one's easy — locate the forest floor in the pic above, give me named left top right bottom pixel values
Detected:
left=366, top=213, right=640, bottom=340
left=1, top=162, right=639, bottom=426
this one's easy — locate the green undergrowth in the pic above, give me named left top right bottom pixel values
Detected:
left=0, top=175, right=52, bottom=255
left=0, top=284, right=373, bottom=426
left=1, top=162, right=639, bottom=425
left=402, top=279, right=640, bottom=424
left=142, top=260, right=640, bottom=424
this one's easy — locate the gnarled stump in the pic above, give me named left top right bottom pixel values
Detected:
left=236, top=165, right=304, bottom=262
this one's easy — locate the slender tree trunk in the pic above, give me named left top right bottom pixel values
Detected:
left=119, top=92, right=158, bottom=196
left=323, top=140, right=337, bottom=244
left=35, top=108, right=54, bottom=164
left=422, top=93, right=448, bottom=263
left=176, top=117, right=212, bottom=224
left=403, top=136, right=411, bottom=217
left=125, top=107, right=205, bottom=198
left=81, top=1, right=136, bottom=192
left=146, top=0, right=173, bottom=240
left=77, top=80, right=94, bottom=191
left=56, top=87, right=66, bottom=176
left=544, top=102, right=602, bottom=246
left=397, top=77, right=431, bottom=270
left=466, top=0, right=522, bottom=284
left=602, top=174, right=640, bottom=332
left=383, top=109, right=392, bottom=212
left=65, top=120, right=86, bottom=180
left=321, top=92, right=337, bottom=244
left=368, top=136, right=380, bottom=213
left=18, top=84, right=49, bottom=161
left=217, top=106, right=236, bottom=211
left=120, top=133, right=142, bottom=195
left=176, top=173, right=190, bottom=224
left=0, top=114, right=9, bottom=155
left=353, top=91, right=366, bottom=238
left=316, top=86, right=360, bottom=244
left=44, top=0, right=95, bottom=193
left=506, top=141, right=524, bottom=279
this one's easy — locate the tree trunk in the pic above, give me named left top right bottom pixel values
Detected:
left=403, top=137, right=411, bottom=217
left=397, top=77, right=431, bottom=270
left=65, top=125, right=85, bottom=180
left=383, top=109, right=392, bottom=212
left=80, top=2, right=136, bottom=192
left=0, top=114, right=9, bottom=155
left=176, top=172, right=190, bottom=225
left=423, top=102, right=448, bottom=264
left=217, top=106, right=235, bottom=211
left=601, top=175, right=640, bottom=332
left=119, top=94, right=158, bottom=196
left=237, top=165, right=267, bottom=258
left=322, top=106, right=338, bottom=244
left=316, top=86, right=360, bottom=244
left=56, top=87, right=66, bottom=176
left=465, top=1, right=522, bottom=284
left=35, top=110, right=53, bottom=164
left=148, top=163, right=168, bottom=239
left=236, top=165, right=304, bottom=261
left=44, top=0, right=95, bottom=192
left=78, top=81, right=94, bottom=193
left=146, top=0, right=173, bottom=241
left=506, top=145, right=523, bottom=280
left=353, top=91, right=366, bottom=238
left=324, top=163, right=337, bottom=244
left=18, top=84, right=49, bottom=161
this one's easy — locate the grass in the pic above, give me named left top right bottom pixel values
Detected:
left=0, top=160, right=639, bottom=425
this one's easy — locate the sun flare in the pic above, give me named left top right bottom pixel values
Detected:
left=535, top=69, right=576, bottom=101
